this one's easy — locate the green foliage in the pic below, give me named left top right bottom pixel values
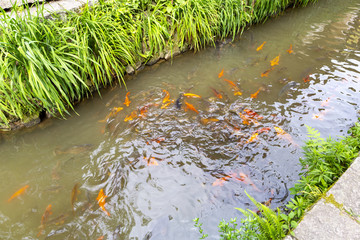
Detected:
left=195, top=121, right=360, bottom=239
left=193, top=218, right=208, bottom=239
left=194, top=192, right=286, bottom=240
left=0, top=0, right=319, bottom=127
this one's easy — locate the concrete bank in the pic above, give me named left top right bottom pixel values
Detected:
left=285, top=157, right=360, bottom=240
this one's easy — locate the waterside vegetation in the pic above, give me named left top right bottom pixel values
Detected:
left=0, top=0, right=318, bottom=129
left=196, top=122, right=360, bottom=239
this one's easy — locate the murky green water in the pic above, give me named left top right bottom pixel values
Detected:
left=1, top=0, right=360, bottom=239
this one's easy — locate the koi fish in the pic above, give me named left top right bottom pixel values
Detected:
left=234, top=91, right=242, bottom=96
left=224, top=79, right=243, bottom=95
left=246, top=133, right=258, bottom=144
left=144, top=157, right=159, bottom=166
left=46, top=214, right=68, bottom=226
left=256, top=41, right=266, bottom=51
left=124, top=92, right=131, bottom=107
left=312, top=109, right=329, bottom=120
left=238, top=113, right=251, bottom=125
left=263, top=189, right=275, bottom=206
left=243, top=109, right=263, bottom=120
left=235, top=172, right=261, bottom=192
left=255, top=127, right=271, bottom=134
left=212, top=175, right=232, bottom=186
left=162, top=89, right=170, bottom=103
left=96, top=189, right=110, bottom=216
left=147, top=137, right=166, bottom=145
left=161, top=99, right=174, bottom=109
left=263, top=197, right=273, bottom=206
left=224, top=79, right=237, bottom=88
left=98, top=107, right=123, bottom=123
left=37, top=204, right=53, bottom=237
left=175, top=94, right=183, bottom=109
left=250, top=89, right=261, bottom=99
left=200, top=118, right=219, bottom=125
left=320, top=97, right=332, bottom=107
left=270, top=55, right=280, bottom=67
left=124, top=110, right=137, bottom=122
left=303, top=75, right=310, bottom=83
left=274, top=126, right=286, bottom=135
left=287, top=44, right=293, bottom=54
left=184, top=102, right=199, bottom=114
left=218, top=69, right=224, bottom=78
left=97, top=237, right=104, bottom=240
left=71, top=183, right=80, bottom=212
left=274, top=126, right=298, bottom=146
left=184, top=93, right=201, bottom=98
left=210, top=88, right=223, bottom=99
left=261, top=67, right=273, bottom=77
left=8, top=185, right=29, bottom=202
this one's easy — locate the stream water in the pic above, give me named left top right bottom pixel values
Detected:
left=1, top=0, right=360, bottom=239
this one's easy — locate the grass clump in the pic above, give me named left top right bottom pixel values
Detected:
left=0, top=0, right=318, bottom=128
left=195, top=122, right=360, bottom=239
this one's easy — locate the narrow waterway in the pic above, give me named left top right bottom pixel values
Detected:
left=1, top=0, right=360, bottom=239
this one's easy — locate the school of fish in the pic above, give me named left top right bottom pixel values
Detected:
left=6, top=40, right=327, bottom=237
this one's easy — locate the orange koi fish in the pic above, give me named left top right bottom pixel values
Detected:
left=234, top=91, right=242, bottom=96
left=218, top=69, right=224, bottom=78
left=261, top=67, right=273, bottom=77
left=270, top=55, right=280, bottom=67
left=184, top=93, right=201, bottom=98
left=243, top=109, right=263, bottom=120
left=146, top=137, right=166, bottom=145
left=184, top=102, right=199, bottom=114
left=312, top=109, right=329, bottom=121
left=246, top=133, right=259, bottom=144
left=224, top=79, right=237, bottom=88
left=8, top=185, right=29, bottom=202
left=255, top=127, right=271, bottom=134
left=200, top=118, right=219, bottom=125
left=224, top=79, right=243, bottom=95
left=212, top=175, right=232, bottom=186
left=98, top=107, right=123, bottom=123
left=274, top=126, right=286, bottom=135
left=274, top=127, right=298, bottom=146
left=256, top=41, right=266, bottom=51
left=320, top=97, right=331, bottom=107
left=250, top=89, right=261, bottom=99
left=238, top=113, right=251, bottom=125
left=210, top=88, right=223, bottom=99
left=124, top=92, right=131, bottom=107
left=97, top=236, right=104, bottom=240
left=144, top=157, right=159, bottom=166
left=287, top=44, right=293, bottom=54
left=124, top=110, right=137, bottom=122
left=162, top=89, right=170, bottom=103
left=303, top=75, right=310, bottom=83
left=37, top=204, right=53, bottom=237
left=71, top=183, right=80, bottom=212
left=236, top=172, right=261, bottom=192
left=97, top=189, right=110, bottom=216
left=161, top=99, right=174, bottom=109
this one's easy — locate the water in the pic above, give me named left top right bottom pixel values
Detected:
left=1, top=0, right=360, bottom=239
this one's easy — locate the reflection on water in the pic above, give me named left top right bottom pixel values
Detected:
left=1, top=0, right=360, bottom=239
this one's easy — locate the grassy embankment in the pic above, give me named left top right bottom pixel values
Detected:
left=194, top=123, right=360, bottom=239
left=0, top=0, right=317, bottom=129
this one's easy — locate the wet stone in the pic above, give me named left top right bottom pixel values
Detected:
left=0, top=0, right=41, bottom=10
left=326, top=157, right=360, bottom=216
left=126, top=65, right=135, bottom=75
left=293, top=198, right=360, bottom=240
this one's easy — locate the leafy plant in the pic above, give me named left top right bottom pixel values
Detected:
left=193, top=218, right=208, bottom=239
